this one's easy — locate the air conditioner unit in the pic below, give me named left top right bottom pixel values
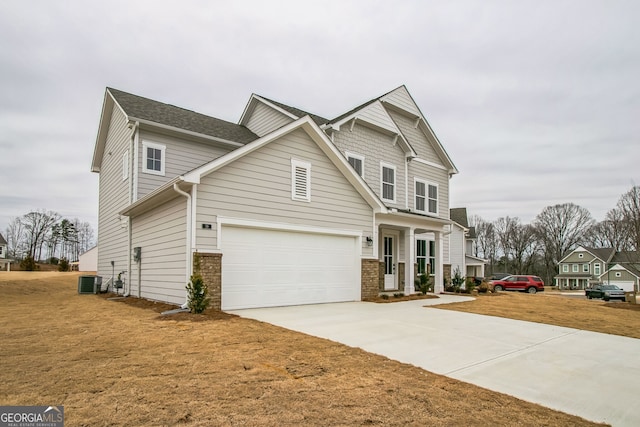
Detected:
left=78, top=275, right=100, bottom=294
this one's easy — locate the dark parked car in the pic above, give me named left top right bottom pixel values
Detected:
left=585, top=284, right=625, bottom=301
left=489, top=275, right=545, bottom=293
left=489, top=273, right=512, bottom=281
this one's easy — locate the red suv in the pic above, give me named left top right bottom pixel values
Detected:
left=490, top=275, right=545, bottom=294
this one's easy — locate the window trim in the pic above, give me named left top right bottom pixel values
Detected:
left=594, top=263, right=601, bottom=275
left=142, top=140, right=166, bottom=176
left=291, top=158, right=311, bottom=202
left=572, top=264, right=579, bottom=272
left=416, top=239, right=427, bottom=275
left=583, top=263, right=589, bottom=273
left=414, top=178, right=427, bottom=213
left=380, top=162, right=396, bottom=203
left=427, top=182, right=438, bottom=215
left=562, top=264, right=569, bottom=273
left=345, top=151, right=365, bottom=178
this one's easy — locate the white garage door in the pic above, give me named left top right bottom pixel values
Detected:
left=604, top=281, right=635, bottom=292
left=221, top=226, right=361, bottom=310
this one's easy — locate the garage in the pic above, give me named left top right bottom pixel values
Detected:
left=221, top=226, right=361, bottom=310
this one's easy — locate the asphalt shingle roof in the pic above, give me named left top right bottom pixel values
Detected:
left=0, top=233, right=6, bottom=245
left=256, top=95, right=330, bottom=126
left=108, top=88, right=258, bottom=144
left=450, top=208, right=469, bottom=228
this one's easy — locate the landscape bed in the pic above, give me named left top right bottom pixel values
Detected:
left=0, top=272, right=605, bottom=426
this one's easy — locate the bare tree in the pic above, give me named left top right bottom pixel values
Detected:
left=533, top=203, right=595, bottom=283
left=5, top=217, right=26, bottom=259
left=21, top=210, right=61, bottom=261
left=471, top=216, right=498, bottom=272
left=616, top=185, right=640, bottom=251
left=587, top=208, right=630, bottom=251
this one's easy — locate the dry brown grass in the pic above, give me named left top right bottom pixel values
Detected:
left=0, top=273, right=605, bottom=426
left=434, top=291, right=640, bottom=339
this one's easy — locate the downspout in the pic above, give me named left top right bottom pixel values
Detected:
left=124, top=121, right=138, bottom=298
left=173, top=182, right=192, bottom=309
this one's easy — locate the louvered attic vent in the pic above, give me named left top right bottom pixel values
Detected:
left=291, top=159, right=311, bottom=202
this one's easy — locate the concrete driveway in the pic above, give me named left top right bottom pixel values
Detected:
left=229, top=295, right=640, bottom=426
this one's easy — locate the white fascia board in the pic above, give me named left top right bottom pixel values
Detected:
left=416, top=119, right=458, bottom=175
left=412, top=157, right=448, bottom=171
left=239, top=94, right=299, bottom=126
left=130, top=117, right=245, bottom=148
left=91, top=91, right=116, bottom=173
left=119, top=176, right=186, bottom=217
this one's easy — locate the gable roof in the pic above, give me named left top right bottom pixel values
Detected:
left=92, top=88, right=259, bottom=172
left=0, top=233, right=6, bottom=245
left=108, top=88, right=258, bottom=144
left=450, top=208, right=469, bottom=228
left=121, top=116, right=388, bottom=218
left=559, top=246, right=616, bottom=264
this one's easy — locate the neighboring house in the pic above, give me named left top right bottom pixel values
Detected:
left=78, top=246, right=98, bottom=272
left=556, top=246, right=640, bottom=292
left=448, top=208, right=486, bottom=281
left=0, top=233, right=10, bottom=271
left=91, top=85, right=459, bottom=310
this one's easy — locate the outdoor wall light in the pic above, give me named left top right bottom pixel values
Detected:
left=366, top=236, right=373, bottom=246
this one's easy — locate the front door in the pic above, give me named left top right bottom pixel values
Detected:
left=383, top=234, right=396, bottom=290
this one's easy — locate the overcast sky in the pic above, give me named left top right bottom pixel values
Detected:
left=1, top=0, right=638, bottom=237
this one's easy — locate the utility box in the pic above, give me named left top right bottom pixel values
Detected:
left=78, top=275, right=99, bottom=294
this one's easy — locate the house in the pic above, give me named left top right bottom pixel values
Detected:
left=449, top=208, right=486, bottom=281
left=78, top=246, right=98, bottom=272
left=556, top=246, right=640, bottom=292
left=0, top=233, right=10, bottom=271
left=91, top=85, right=459, bottom=310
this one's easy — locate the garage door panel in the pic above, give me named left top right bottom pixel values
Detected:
left=221, top=226, right=360, bottom=310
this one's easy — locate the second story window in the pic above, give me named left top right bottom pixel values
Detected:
left=583, top=263, right=589, bottom=272
left=381, top=162, right=395, bottom=203
left=346, top=152, right=364, bottom=177
left=594, top=263, right=601, bottom=275
left=427, top=183, right=438, bottom=214
left=142, top=141, right=166, bottom=176
left=563, top=264, right=569, bottom=273
left=572, top=264, right=579, bottom=272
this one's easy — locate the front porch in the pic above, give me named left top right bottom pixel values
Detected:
left=372, top=211, right=450, bottom=296
left=555, top=275, right=593, bottom=290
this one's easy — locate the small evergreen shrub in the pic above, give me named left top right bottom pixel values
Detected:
left=58, top=258, right=70, bottom=272
left=186, top=273, right=210, bottom=314
left=20, top=256, right=38, bottom=271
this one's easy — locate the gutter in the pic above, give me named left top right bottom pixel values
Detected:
left=173, top=183, right=192, bottom=309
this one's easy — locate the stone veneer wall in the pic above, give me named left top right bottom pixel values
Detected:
left=443, top=264, right=452, bottom=287
left=195, top=252, right=222, bottom=310
left=361, top=259, right=380, bottom=300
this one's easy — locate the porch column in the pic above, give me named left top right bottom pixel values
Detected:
left=404, top=227, right=415, bottom=295
left=434, top=231, right=443, bottom=294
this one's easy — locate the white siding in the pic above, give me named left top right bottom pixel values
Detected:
left=137, top=130, right=235, bottom=199
left=96, top=104, right=131, bottom=282
left=449, top=224, right=465, bottom=276
left=332, top=123, right=406, bottom=210
left=407, top=160, right=450, bottom=221
left=352, top=102, right=398, bottom=134
left=380, top=86, right=421, bottom=117
left=388, top=109, right=441, bottom=165
left=131, top=195, right=187, bottom=305
left=195, top=128, right=375, bottom=257
left=245, top=102, right=294, bottom=137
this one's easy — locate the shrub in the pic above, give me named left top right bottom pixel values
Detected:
left=186, top=273, right=210, bottom=314
left=477, top=281, right=490, bottom=293
left=416, top=273, right=432, bottom=295
left=58, top=258, right=70, bottom=272
left=381, top=294, right=389, bottom=300
left=393, top=292, right=404, bottom=298
left=20, top=256, right=38, bottom=271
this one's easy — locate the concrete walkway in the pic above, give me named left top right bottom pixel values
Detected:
left=229, top=295, right=640, bottom=426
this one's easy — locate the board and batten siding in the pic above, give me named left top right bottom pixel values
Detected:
left=245, top=102, right=294, bottom=137
left=131, top=195, right=187, bottom=305
left=97, top=104, right=131, bottom=281
left=136, top=129, right=236, bottom=200
left=194, top=128, right=375, bottom=257
left=332, top=122, right=406, bottom=210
